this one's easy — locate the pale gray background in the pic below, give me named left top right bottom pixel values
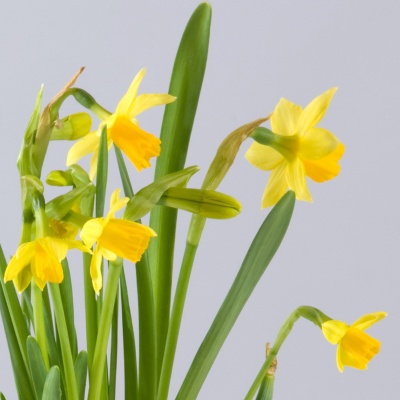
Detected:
left=0, top=1, right=398, bottom=399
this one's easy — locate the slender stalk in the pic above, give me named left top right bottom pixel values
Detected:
left=50, top=283, right=79, bottom=400
left=33, top=282, right=49, bottom=370
left=244, top=306, right=329, bottom=400
left=157, top=215, right=205, bottom=400
left=88, top=260, right=122, bottom=400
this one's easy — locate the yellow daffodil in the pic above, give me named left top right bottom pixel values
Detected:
left=321, top=312, right=387, bottom=372
left=67, top=68, right=176, bottom=180
left=4, top=237, right=91, bottom=292
left=245, top=88, right=344, bottom=208
left=80, top=189, right=156, bottom=293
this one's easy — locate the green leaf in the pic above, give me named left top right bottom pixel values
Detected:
left=114, top=146, right=134, bottom=198
left=120, top=270, right=138, bottom=399
left=27, top=336, right=48, bottom=399
left=42, top=366, right=62, bottom=400
left=108, top=289, right=119, bottom=400
left=0, top=246, right=34, bottom=399
left=74, top=351, right=88, bottom=400
left=0, top=392, right=6, bottom=400
left=148, top=2, right=212, bottom=379
left=59, top=259, right=78, bottom=359
left=96, top=125, right=108, bottom=218
left=177, top=191, right=296, bottom=399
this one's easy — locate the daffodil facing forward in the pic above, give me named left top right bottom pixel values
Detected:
left=67, top=68, right=176, bottom=179
left=4, top=237, right=90, bottom=292
left=245, top=88, right=344, bottom=208
left=322, top=312, right=387, bottom=372
left=80, top=189, right=156, bottom=293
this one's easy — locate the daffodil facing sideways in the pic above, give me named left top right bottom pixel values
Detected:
left=80, top=189, right=156, bottom=293
left=4, top=237, right=91, bottom=292
left=245, top=88, right=344, bottom=208
left=67, top=68, right=176, bottom=180
left=321, top=312, right=387, bottom=372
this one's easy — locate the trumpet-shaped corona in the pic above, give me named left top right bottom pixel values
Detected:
left=67, top=68, right=176, bottom=179
left=245, top=88, right=344, bottom=208
left=80, top=189, right=156, bottom=293
left=321, top=312, right=387, bottom=372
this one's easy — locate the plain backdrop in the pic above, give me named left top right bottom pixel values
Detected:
left=0, top=1, right=398, bottom=399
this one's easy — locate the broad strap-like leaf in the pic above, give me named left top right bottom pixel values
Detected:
left=27, top=336, right=48, bottom=400
left=177, top=191, right=295, bottom=399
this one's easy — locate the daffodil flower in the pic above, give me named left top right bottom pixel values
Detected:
left=4, top=237, right=91, bottom=292
left=245, top=88, right=344, bottom=208
left=67, top=68, right=176, bottom=180
left=321, top=312, right=387, bottom=372
left=80, top=189, right=156, bottom=293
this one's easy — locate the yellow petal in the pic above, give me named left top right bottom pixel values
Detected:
left=245, top=142, right=284, bottom=171
left=81, top=218, right=105, bottom=248
left=99, top=246, right=118, bottom=261
left=296, top=88, right=337, bottom=135
left=351, top=312, right=388, bottom=331
left=286, top=159, right=312, bottom=202
left=32, top=241, right=64, bottom=287
left=129, top=93, right=176, bottom=119
left=98, top=219, right=156, bottom=263
left=90, top=247, right=103, bottom=294
left=13, top=268, right=32, bottom=293
left=107, top=188, right=129, bottom=220
left=303, top=143, right=345, bottom=183
left=115, top=68, right=146, bottom=116
left=107, top=115, right=160, bottom=171
left=261, top=162, right=288, bottom=208
left=4, top=242, right=36, bottom=282
left=271, top=97, right=302, bottom=136
left=66, top=131, right=100, bottom=166
left=299, top=128, right=339, bottom=160
left=322, top=320, right=349, bottom=344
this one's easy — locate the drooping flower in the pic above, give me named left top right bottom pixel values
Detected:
left=80, top=188, right=156, bottom=293
left=4, top=237, right=91, bottom=292
left=67, top=68, right=176, bottom=180
left=245, top=88, right=344, bottom=208
left=321, top=312, right=387, bottom=372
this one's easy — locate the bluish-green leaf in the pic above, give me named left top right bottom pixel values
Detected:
left=148, top=2, right=212, bottom=379
left=96, top=125, right=108, bottom=218
left=177, top=191, right=295, bottom=399
left=120, top=270, right=138, bottom=399
left=59, top=259, right=77, bottom=359
left=27, top=336, right=48, bottom=399
left=42, top=366, right=62, bottom=400
left=0, top=246, right=34, bottom=399
left=74, top=351, right=88, bottom=400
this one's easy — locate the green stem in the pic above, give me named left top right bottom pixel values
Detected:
left=88, top=260, right=122, bottom=400
left=50, top=283, right=79, bottom=400
left=157, top=215, right=205, bottom=400
left=33, top=282, right=49, bottom=370
left=244, top=306, right=330, bottom=400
